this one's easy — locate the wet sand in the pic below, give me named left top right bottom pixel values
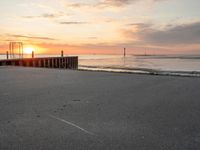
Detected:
left=1, top=67, right=200, bottom=150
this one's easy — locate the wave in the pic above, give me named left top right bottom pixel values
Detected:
left=79, top=65, right=200, bottom=77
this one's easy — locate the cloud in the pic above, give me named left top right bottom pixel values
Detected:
left=66, top=0, right=165, bottom=8
left=41, top=13, right=60, bottom=19
left=88, top=37, right=98, bottom=39
left=7, top=34, right=56, bottom=40
left=141, top=22, right=200, bottom=45
left=98, top=0, right=132, bottom=7
left=23, top=13, right=64, bottom=19
left=67, top=3, right=90, bottom=8
left=101, top=0, right=166, bottom=7
left=122, top=22, right=200, bottom=45
left=126, top=23, right=152, bottom=28
left=59, top=21, right=88, bottom=25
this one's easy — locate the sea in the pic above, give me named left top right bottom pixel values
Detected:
left=1, top=54, right=200, bottom=77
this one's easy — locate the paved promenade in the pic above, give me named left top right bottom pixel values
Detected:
left=1, top=67, right=200, bottom=150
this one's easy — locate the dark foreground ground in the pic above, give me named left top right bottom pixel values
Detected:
left=1, top=67, right=200, bottom=150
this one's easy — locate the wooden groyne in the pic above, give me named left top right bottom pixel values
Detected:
left=0, top=56, right=78, bottom=69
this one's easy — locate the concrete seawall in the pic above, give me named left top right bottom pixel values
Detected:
left=0, top=56, right=78, bottom=69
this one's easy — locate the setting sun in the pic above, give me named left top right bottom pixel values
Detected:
left=24, top=47, right=35, bottom=54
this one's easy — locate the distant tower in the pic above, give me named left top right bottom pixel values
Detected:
left=124, top=48, right=126, bottom=57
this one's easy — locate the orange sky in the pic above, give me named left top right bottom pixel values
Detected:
left=1, top=0, right=200, bottom=55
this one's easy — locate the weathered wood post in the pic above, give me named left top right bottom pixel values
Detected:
left=57, top=58, right=60, bottom=68
left=11, top=61, right=15, bottom=66
left=32, top=59, right=36, bottom=67
left=6, top=51, right=9, bottom=59
left=32, top=51, right=34, bottom=58
left=55, top=58, right=58, bottom=68
left=69, top=57, right=71, bottom=69
left=38, top=60, right=41, bottom=67
left=72, top=57, right=74, bottom=69
left=47, top=59, right=49, bottom=67
left=26, top=61, right=30, bottom=67
left=19, top=61, right=22, bottom=66
left=43, top=59, right=46, bottom=67
left=51, top=58, right=54, bottom=68
left=64, top=58, right=67, bottom=68
left=76, top=57, right=78, bottom=69
left=59, top=58, right=62, bottom=68
left=62, top=58, right=64, bottom=68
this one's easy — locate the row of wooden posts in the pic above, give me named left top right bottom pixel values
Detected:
left=1, top=51, right=78, bottom=69
left=0, top=57, right=78, bottom=69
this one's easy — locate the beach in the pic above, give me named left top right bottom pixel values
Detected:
left=1, top=67, right=200, bottom=150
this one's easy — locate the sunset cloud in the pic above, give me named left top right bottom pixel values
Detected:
left=142, top=22, right=200, bottom=45
left=59, top=21, right=88, bottom=25
left=23, top=13, right=64, bottom=19
left=7, top=34, right=56, bottom=41
left=66, top=0, right=165, bottom=9
left=122, top=22, right=200, bottom=45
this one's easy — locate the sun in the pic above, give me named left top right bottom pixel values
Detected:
left=24, top=47, right=35, bottom=54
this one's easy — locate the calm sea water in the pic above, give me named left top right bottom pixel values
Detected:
left=1, top=54, right=200, bottom=76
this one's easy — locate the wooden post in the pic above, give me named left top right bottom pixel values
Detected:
left=32, top=51, right=34, bottom=58
left=38, top=60, right=41, bottom=67
left=59, top=58, right=61, bottom=68
left=26, top=61, right=30, bottom=67
left=32, top=60, right=36, bottom=67
left=19, top=61, right=22, bottom=66
left=76, top=57, right=78, bottom=69
left=68, top=57, right=71, bottom=69
left=48, top=59, right=50, bottom=68
left=55, top=59, right=57, bottom=68
left=51, top=59, right=54, bottom=68
left=43, top=59, right=46, bottom=67
left=6, top=51, right=9, bottom=59
left=66, top=57, right=68, bottom=69
left=61, top=58, right=63, bottom=68
left=64, top=58, right=67, bottom=68
left=72, top=57, right=74, bottom=69
left=11, top=61, right=15, bottom=66
left=61, top=50, right=64, bottom=57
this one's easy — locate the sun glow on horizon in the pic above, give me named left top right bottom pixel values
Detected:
left=24, top=47, right=35, bottom=54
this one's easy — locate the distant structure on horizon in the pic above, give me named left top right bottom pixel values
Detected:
left=9, top=42, right=23, bottom=59
left=124, top=48, right=126, bottom=57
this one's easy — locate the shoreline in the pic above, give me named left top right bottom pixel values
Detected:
left=1, top=65, right=200, bottom=78
left=79, top=66, right=200, bottom=78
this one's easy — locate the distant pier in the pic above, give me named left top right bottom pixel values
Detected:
left=0, top=56, right=78, bottom=69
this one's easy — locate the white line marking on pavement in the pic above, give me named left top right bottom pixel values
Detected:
left=48, top=114, right=95, bottom=135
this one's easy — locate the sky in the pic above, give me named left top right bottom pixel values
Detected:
left=0, top=0, right=200, bottom=55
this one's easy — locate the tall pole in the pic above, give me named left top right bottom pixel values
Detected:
left=6, top=51, right=9, bottom=59
left=124, top=48, right=126, bottom=57
left=61, top=50, right=64, bottom=57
